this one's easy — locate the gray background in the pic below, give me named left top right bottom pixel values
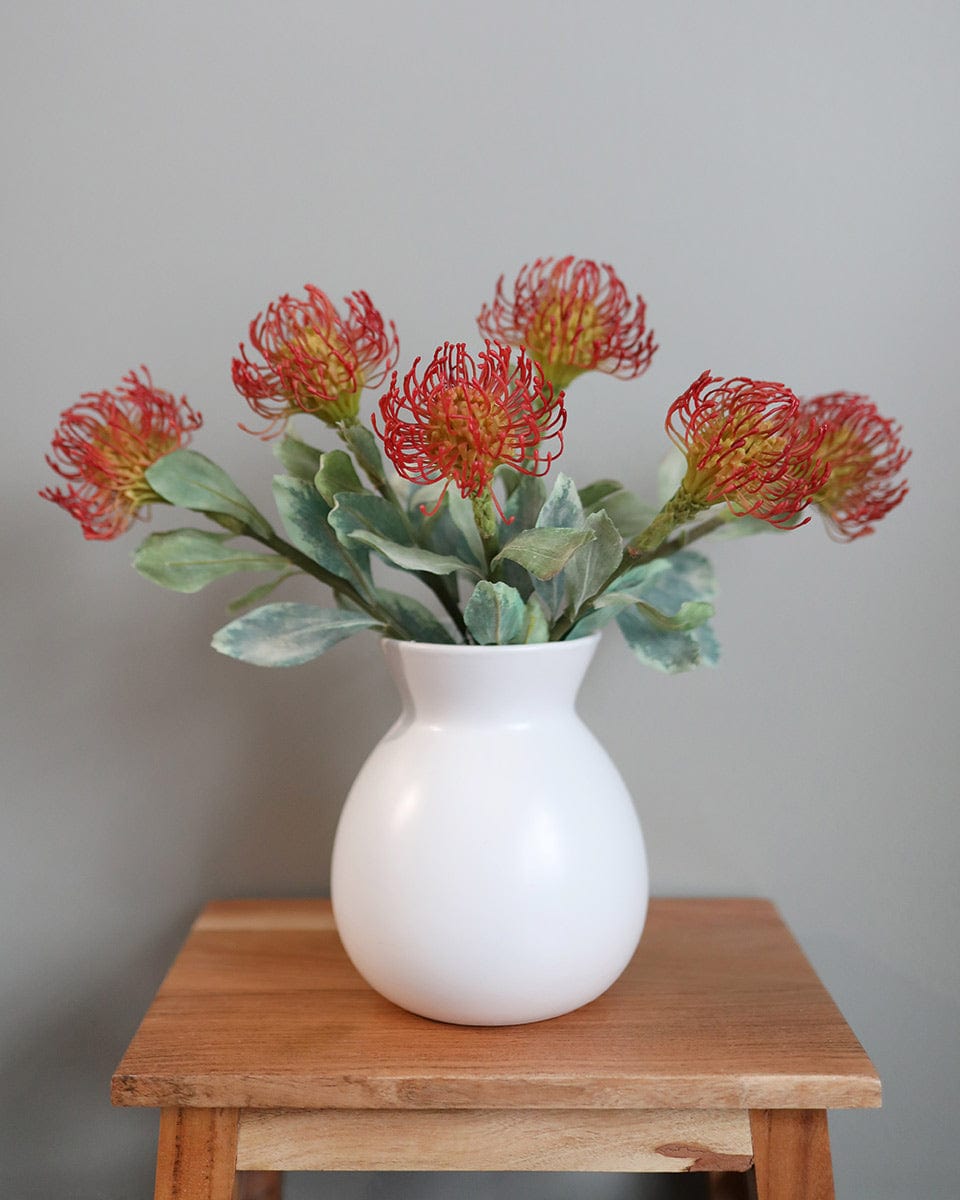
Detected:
left=2, top=2, right=958, bottom=1197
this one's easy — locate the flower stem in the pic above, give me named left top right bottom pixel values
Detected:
left=471, top=493, right=500, bottom=572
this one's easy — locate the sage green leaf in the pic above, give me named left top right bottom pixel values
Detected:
left=133, top=529, right=281, bottom=593
left=315, top=450, right=366, bottom=506
left=502, top=473, right=547, bottom=533
left=227, top=570, right=300, bottom=614
left=615, top=606, right=704, bottom=673
left=274, top=433, right=324, bottom=482
left=578, top=479, right=625, bottom=510
left=349, top=530, right=482, bottom=577
left=146, top=450, right=273, bottom=538
left=409, top=488, right=484, bottom=575
left=211, top=603, right=380, bottom=667
left=375, top=588, right=456, bottom=644
left=537, top=472, right=584, bottom=530
left=272, top=475, right=362, bottom=584
left=446, top=489, right=486, bottom=568
left=596, top=489, right=659, bottom=540
left=565, top=510, right=623, bottom=612
left=494, top=527, right=595, bottom=581
left=464, top=581, right=526, bottom=645
left=329, top=492, right=411, bottom=554
left=341, top=424, right=385, bottom=483
left=521, top=594, right=550, bottom=643
left=612, top=550, right=720, bottom=673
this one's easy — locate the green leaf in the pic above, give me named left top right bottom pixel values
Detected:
left=564, top=510, right=623, bottom=613
left=595, top=489, right=659, bottom=540
left=272, top=475, right=363, bottom=584
left=616, top=607, right=704, bottom=673
left=501, top=473, right=548, bottom=533
left=274, top=433, right=324, bottom=482
left=211, top=603, right=380, bottom=667
left=341, top=424, right=385, bottom=483
left=612, top=550, right=720, bottom=673
left=349, top=530, right=482, bottom=577
left=521, top=594, right=550, bottom=643
left=493, top=527, right=595, bottom=581
left=133, top=529, right=281, bottom=593
left=375, top=588, right=456, bottom=644
left=315, top=449, right=366, bottom=506
left=537, top=472, right=584, bottom=530
left=446, top=489, right=486, bottom=568
left=463, top=581, right=527, bottom=645
left=146, top=450, right=272, bottom=539
left=328, top=492, right=411, bottom=552
left=227, top=570, right=300, bottom=614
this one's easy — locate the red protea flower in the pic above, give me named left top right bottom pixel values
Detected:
left=40, top=368, right=202, bottom=541
left=232, top=285, right=399, bottom=437
left=665, top=371, right=829, bottom=527
left=374, top=341, right=566, bottom=518
left=800, top=392, right=910, bottom=540
left=477, top=256, right=657, bottom=391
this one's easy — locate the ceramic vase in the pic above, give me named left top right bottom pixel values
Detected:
left=330, top=633, right=648, bottom=1025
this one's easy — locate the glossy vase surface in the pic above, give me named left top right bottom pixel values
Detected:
left=330, top=633, right=649, bottom=1025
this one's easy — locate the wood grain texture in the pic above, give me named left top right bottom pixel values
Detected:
left=113, top=898, right=881, bottom=1112
left=236, top=1107, right=753, bottom=1172
left=153, top=1107, right=238, bottom=1200
left=750, top=1110, right=835, bottom=1200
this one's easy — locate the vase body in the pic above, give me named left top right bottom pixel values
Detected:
left=330, top=633, right=648, bottom=1025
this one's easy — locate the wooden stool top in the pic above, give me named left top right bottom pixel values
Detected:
left=112, top=897, right=880, bottom=1113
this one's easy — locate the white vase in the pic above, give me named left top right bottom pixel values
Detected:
left=330, top=633, right=649, bottom=1025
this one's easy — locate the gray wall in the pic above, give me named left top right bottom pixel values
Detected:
left=3, top=2, right=958, bottom=1197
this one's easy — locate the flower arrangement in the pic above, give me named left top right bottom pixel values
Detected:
left=41, top=257, right=910, bottom=672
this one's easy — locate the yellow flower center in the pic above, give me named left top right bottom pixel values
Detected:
left=280, top=325, right=365, bottom=424
left=524, top=293, right=607, bottom=389
left=812, top=427, right=872, bottom=510
left=423, top=384, right=519, bottom=489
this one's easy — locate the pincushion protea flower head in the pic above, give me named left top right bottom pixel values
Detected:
left=40, top=368, right=202, bottom=541
left=478, top=256, right=657, bottom=391
left=232, top=285, right=399, bottom=436
left=374, top=340, right=566, bottom=517
left=800, top=393, right=910, bottom=540
left=666, top=371, right=828, bottom=527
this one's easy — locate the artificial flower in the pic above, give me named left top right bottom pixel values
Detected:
left=800, top=393, right=910, bottom=540
left=375, top=340, right=566, bottom=517
left=232, top=285, right=398, bottom=436
left=40, top=368, right=202, bottom=540
left=478, top=256, right=657, bottom=390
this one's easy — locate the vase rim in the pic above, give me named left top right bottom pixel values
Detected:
left=383, top=632, right=601, bottom=656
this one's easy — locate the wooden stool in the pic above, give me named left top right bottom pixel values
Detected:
left=112, top=898, right=880, bottom=1199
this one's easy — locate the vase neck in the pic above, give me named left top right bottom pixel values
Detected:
left=381, top=637, right=600, bottom=725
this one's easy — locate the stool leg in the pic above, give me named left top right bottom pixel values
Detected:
left=154, top=1108, right=239, bottom=1200
left=749, top=1110, right=835, bottom=1200
left=236, top=1172, right=283, bottom=1200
